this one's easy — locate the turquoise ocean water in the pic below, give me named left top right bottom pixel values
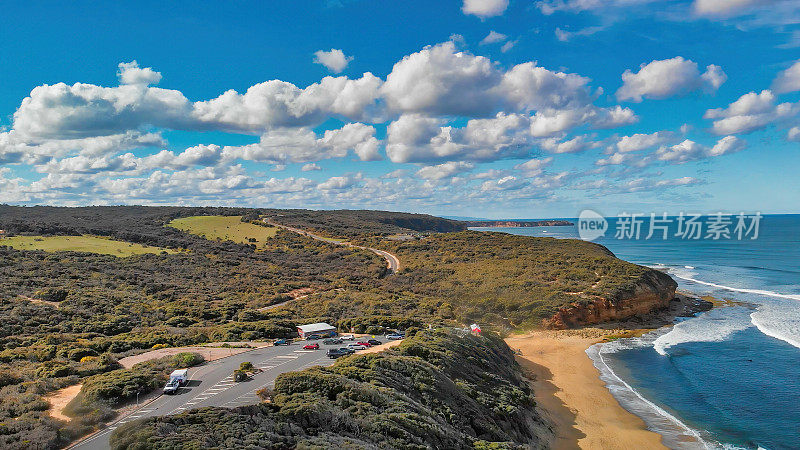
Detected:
left=474, top=215, right=800, bottom=449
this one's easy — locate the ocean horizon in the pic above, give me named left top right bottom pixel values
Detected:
left=475, top=214, right=800, bottom=450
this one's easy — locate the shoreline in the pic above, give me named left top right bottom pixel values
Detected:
left=507, top=329, right=668, bottom=449
left=506, top=293, right=713, bottom=449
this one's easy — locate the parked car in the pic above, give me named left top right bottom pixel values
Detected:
left=327, top=348, right=348, bottom=359
left=386, top=334, right=403, bottom=340
left=338, top=347, right=356, bottom=354
left=346, top=343, right=365, bottom=351
left=163, top=379, right=180, bottom=395
left=274, top=338, right=290, bottom=346
left=306, top=334, right=321, bottom=340
left=367, top=339, right=382, bottom=346
left=302, top=343, right=320, bottom=350
left=356, top=341, right=372, bottom=347
left=340, top=334, right=355, bottom=341
left=323, top=338, right=343, bottom=345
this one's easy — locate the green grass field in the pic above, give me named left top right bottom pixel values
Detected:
left=167, top=215, right=277, bottom=247
left=0, top=235, right=178, bottom=257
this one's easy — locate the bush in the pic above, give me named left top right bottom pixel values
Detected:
left=239, top=361, right=253, bottom=371
left=233, top=370, right=247, bottom=382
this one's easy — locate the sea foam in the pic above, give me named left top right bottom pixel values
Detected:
left=653, top=307, right=752, bottom=356
left=587, top=337, right=716, bottom=450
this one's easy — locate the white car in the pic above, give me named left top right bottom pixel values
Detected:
left=340, top=334, right=355, bottom=341
left=346, top=343, right=365, bottom=351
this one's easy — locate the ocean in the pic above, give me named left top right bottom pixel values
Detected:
left=473, top=214, right=800, bottom=450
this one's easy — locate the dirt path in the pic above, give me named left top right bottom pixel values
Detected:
left=264, top=218, right=401, bottom=273
left=358, top=339, right=403, bottom=354
left=45, top=384, right=82, bottom=422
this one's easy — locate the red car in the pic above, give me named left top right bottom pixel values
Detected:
left=302, top=343, right=319, bottom=350
left=356, top=341, right=372, bottom=347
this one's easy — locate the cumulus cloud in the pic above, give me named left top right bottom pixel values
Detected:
left=223, top=122, right=381, bottom=164
left=313, top=49, right=354, bottom=73
left=704, top=89, right=799, bottom=135
left=192, top=74, right=384, bottom=132
left=382, top=42, right=598, bottom=117
left=772, top=60, right=800, bottom=94
left=616, top=57, right=726, bottom=102
left=415, top=161, right=475, bottom=180
left=117, top=61, right=162, bottom=86
left=539, top=135, right=596, bottom=154
left=462, top=0, right=509, bottom=18
left=613, top=131, right=676, bottom=153
left=480, top=30, right=507, bottom=45
left=301, top=163, right=322, bottom=171
left=655, top=136, right=745, bottom=163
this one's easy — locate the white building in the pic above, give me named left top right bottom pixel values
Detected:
left=296, top=322, right=337, bottom=339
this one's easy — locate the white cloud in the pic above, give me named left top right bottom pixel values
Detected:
left=192, top=73, right=384, bottom=132
left=382, top=42, right=599, bottom=117
left=539, top=135, right=596, bottom=153
left=693, top=0, right=767, bottom=17
left=772, top=60, right=800, bottom=94
left=788, top=126, right=800, bottom=141
left=514, top=157, right=553, bottom=176
left=301, top=163, right=322, bottom=171
left=655, top=136, right=745, bottom=163
left=614, top=131, right=676, bottom=153
left=554, top=26, right=605, bottom=42
left=223, top=122, right=381, bottom=164
left=500, top=40, right=518, bottom=53
left=616, top=57, right=726, bottom=102
left=117, top=61, right=162, bottom=86
left=462, top=0, right=509, bottom=18
left=415, top=161, right=475, bottom=180
left=704, top=90, right=799, bottom=135
left=318, top=174, right=360, bottom=190
left=480, top=30, right=507, bottom=45
left=313, top=49, right=354, bottom=73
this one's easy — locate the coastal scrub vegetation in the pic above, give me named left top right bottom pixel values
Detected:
left=0, top=205, right=670, bottom=448
left=110, top=330, right=552, bottom=449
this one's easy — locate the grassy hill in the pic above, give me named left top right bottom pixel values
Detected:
left=167, top=215, right=277, bottom=247
left=0, top=235, right=177, bottom=257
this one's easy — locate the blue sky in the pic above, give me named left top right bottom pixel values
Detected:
left=1, top=0, right=799, bottom=218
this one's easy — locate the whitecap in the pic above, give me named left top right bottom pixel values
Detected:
left=653, top=308, right=752, bottom=356
left=587, top=340, right=717, bottom=449
left=750, top=300, right=800, bottom=349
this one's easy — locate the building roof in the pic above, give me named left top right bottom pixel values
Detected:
left=297, top=322, right=336, bottom=333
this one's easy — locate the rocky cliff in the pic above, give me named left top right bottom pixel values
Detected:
left=544, top=269, right=678, bottom=329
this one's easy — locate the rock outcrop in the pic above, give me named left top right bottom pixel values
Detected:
left=544, top=269, right=678, bottom=329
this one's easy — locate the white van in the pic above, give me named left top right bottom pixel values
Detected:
left=169, top=369, right=189, bottom=386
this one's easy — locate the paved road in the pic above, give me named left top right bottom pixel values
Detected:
left=264, top=218, right=401, bottom=273
left=71, top=340, right=346, bottom=450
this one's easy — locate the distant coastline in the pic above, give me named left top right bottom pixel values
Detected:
left=462, top=219, right=574, bottom=228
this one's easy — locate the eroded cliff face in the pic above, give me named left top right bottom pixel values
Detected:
left=544, top=269, right=678, bottom=329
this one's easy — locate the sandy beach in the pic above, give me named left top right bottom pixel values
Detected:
left=506, top=330, right=667, bottom=450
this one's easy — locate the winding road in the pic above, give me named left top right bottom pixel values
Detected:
left=264, top=218, right=401, bottom=273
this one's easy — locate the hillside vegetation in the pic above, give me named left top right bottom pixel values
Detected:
left=0, top=235, right=177, bottom=257
left=167, top=215, right=277, bottom=247
left=267, top=209, right=467, bottom=237
left=0, top=205, right=673, bottom=448
left=110, top=330, right=552, bottom=449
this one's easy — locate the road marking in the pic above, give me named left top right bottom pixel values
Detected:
left=275, top=355, right=299, bottom=359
